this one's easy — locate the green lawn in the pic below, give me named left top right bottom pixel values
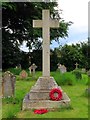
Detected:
left=2, top=71, right=88, bottom=118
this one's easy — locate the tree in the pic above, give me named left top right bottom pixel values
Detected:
left=2, top=2, right=72, bottom=69
left=55, top=44, right=84, bottom=71
left=81, top=42, right=90, bottom=69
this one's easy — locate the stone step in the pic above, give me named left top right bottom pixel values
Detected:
left=22, top=92, right=70, bottom=110
left=22, top=77, right=70, bottom=110
left=29, top=88, right=63, bottom=100
left=22, top=99, right=70, bottom=111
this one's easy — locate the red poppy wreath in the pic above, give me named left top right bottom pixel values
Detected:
left=34, top=109, right=48, bottom=114
left=49, top=88, right=62, bottom=101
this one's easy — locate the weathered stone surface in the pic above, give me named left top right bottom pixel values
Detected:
left=33, top=10, right=59, bottom=77
left=29, top=63, right=37, bottom=75
left=22, top=77, right=70, bottom=110
left=22, top=9, right=70, bottom=111
left=57, top=63, right=67, bottom=73
left=20, top=70, right=28, bottom=79
left=2, top=71, right=16, bottom=97
left=29, top=77, right=62, bottom=100
left=22, top=93, right=70, bottom=110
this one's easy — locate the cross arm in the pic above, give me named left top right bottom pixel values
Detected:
left=50, top=19, right=59, bottom=28
left=33, top=20, right=43, bottom=28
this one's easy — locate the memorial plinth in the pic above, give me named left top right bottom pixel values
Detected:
left=22, top=10, right=70, bottom=110
left=22, top=77, right=70, bottom=110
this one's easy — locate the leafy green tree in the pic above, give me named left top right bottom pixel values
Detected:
left=2, top=2, right=72, bottom=69
left=55, top=44, right=84, bottom=71
left=81, top=42, right=90, bottom=69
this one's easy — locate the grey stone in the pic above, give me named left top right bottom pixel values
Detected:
left=57, top=64, right=67, bottom=73
left=2, top=71, right=16, bottom=97
left=22, top=77, right=70, bottom=110
left=75, top=62, right=79, bottom=69
left=22, top=9, right=70, bottom=110
left=29, top=63, right=37, bottom=75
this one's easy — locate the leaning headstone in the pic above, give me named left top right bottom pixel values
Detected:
left=29, top=63, right=37, bottom=75
left=2, top=71, right=16, bottom=97
left=20, top=70, right=28, bottom=79
left=57, top=64, right=67, bottom=73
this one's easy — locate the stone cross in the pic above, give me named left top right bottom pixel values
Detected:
left=75, top=62, right=79, bottom=69
left=29, top=63, right=37, bottom=75
left=33, top=10, right=59, bottom=77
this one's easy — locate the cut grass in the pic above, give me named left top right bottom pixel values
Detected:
left=2, top=80, right=35, bottom=118
left=16, top=84, right=88, bottom=118
left=2, top=71, right=88, bottom=118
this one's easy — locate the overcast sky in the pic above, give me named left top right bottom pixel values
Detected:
left=20, top=0, right=89, bottom=52
left=50, top=0, right=89, bottom=49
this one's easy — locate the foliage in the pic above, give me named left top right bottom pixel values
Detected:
left=7, top=68, right=22, bottom=75
left=72, top=69, right=82, bottom=80
left=54, top=42, right=90, bottom=71
left=50, top=49, right=59, bottom=71
left=81, top=42, right=90, bottom=69
left=51, top=71, right=76, bottom=85
left=2, top=2, right=72, bottom=69
left=31, top=50, right=42, bottom=71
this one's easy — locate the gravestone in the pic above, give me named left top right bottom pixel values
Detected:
left=75, top=62, right=79, bottom=69
left=57, top=63, right=67, bottom=73
left=29, top=63, right=37, bottom=75
left=81, top=68, right=86, bottom=73
left=2, top=71, right=16, bottom=97
left=22, top=10, right=70, bottom=110
left=20, top=70, right=28, bottom=79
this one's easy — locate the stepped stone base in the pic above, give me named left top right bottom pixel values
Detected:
left=22, top=77, right=70, bottom=110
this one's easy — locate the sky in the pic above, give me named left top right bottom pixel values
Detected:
left=20, top=0, right=89, bottom=52
left=50, top=0, right=89, bottom=49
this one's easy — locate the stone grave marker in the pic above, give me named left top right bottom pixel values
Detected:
left=29, top=63, right=37, bottom=75
left=81, top=68, right=86, bottom=73
left=2, top=71, right=16, bottom=97
left=57, top=63, right=67, bottom=73
left=22, top=9, right=70, bottom=110
left=20, top=70, right=28, bottom=79
left=75, top=62, right=79, bottom=69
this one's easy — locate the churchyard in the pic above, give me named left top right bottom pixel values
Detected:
left=2, top=69, right=88, bottom=118
left=2, top=2, right=89, bottom=119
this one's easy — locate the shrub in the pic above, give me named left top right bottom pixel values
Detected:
left=81, top=74, right=88, bottom=85
left=72, top=69, right=82, bottom=80
left=7, top=68, right=22, bottom=75
left=53, top=72, right=76, bottom=86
